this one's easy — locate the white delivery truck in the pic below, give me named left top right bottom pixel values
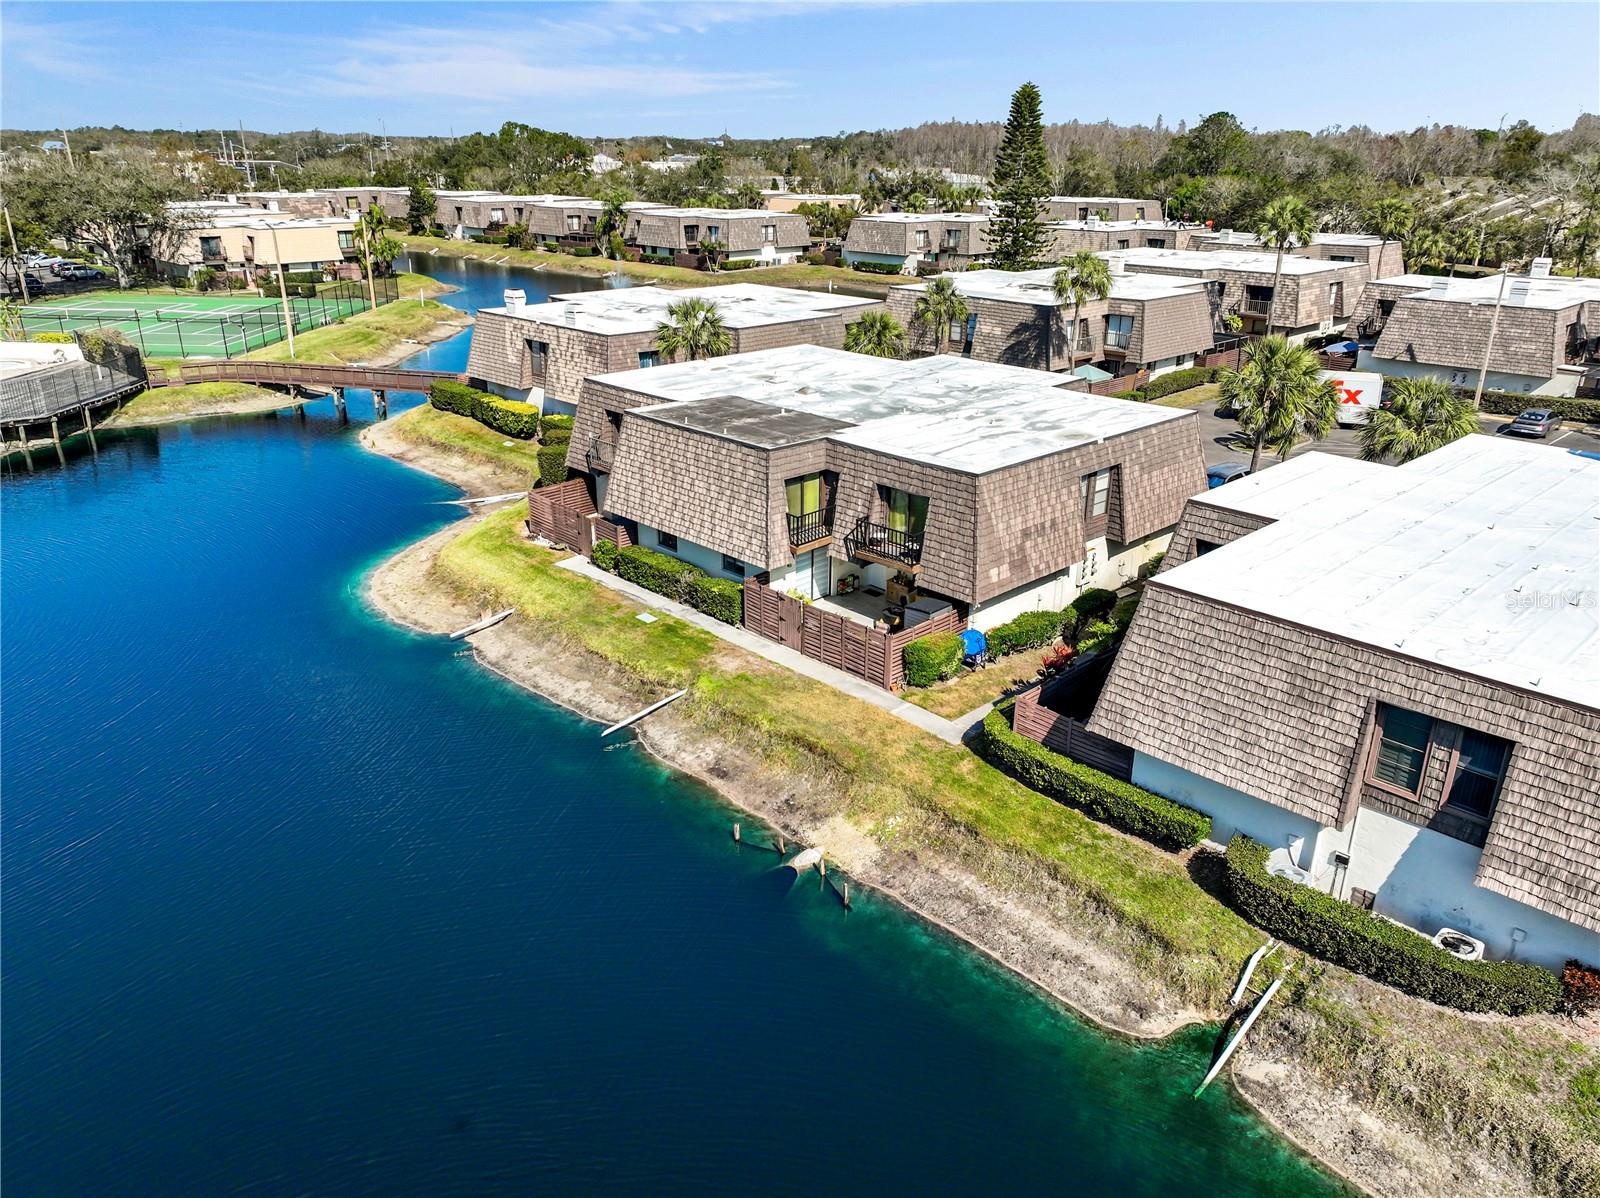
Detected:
left=1320, top=369, right=1384, bottom=427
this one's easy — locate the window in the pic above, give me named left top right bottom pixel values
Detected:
left=762, top=224, right=777, bottom=243
left=567, top=215, right=581, bottom=232
left=200, top=236, right=224, bottom=260
left=1135, top=207, right=1146, bottom=220
left=1328, top=281, right=1345, bottom=314
left=1105, top=313, right=1133, bottom=349
left=338, top=231, right=355, bottom=251
left=706, top=225, right=721, bottom=241
left=1074, top=317, right=1091, bottom=352
left=1445, top=729, right=1510, bottom=820
left=490, top=208, right=505, bottom=223
left=915, top=229, right=930, bottom=250
left=1145, top=237, right=1166, bottom=249
left=514, top=207, right=524, bottom=222
left=1370, top=704, right=1433, bottom=794
left=527, top=339, right=549, bottom=380
left=638, top=350, right=661, bottom=368
left=945, top=228, right=961, bottom=247
left=1116, top=239, right=1130, bottom=250
left=882, top=487, right=929, bottom=536
left=454, top=206, right=463, bottom=221
left=655, top=530, right=679, bottom=552
left=1329, top=254, right=1356, bottom=263
left=721, top=554, right=746, bottom=578
left=1079, top=468, right=1112, bottom=520
left=1078, top=206, right=1090, bottom=220
left=346, top=196, right=359, bottom=209
left=684, top=224, right=699, bottom=242
left=787, top=473, right=824, bottom=516
left=1195, top=538, right=1220, bottom=556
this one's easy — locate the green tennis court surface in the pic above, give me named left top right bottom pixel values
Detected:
left=18, top=288, right=376, bottom=358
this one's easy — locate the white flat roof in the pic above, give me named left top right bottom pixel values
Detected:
left=1108, top=246, right=1357, bottom=276
left=1047, top=196, right=1156, bottom=205
left=897, top=266, right=1206, bottom=306
left=598, top=344, right=1186, bottom=473
left=482, top=283, right=876, bottom=334
left=1160, top=436, right=1600, bottom=707
left=1048, top=219, right=1192, bottom=232
left=1382, top=272, right=1600, bottom=313
left=1196, top=231, right=1385, bottom=248
left=857, top=212, right=989, bottom=224
left=1191, top=451, right=1389, bottom=517
left=643, top=207, right=784, bottom=219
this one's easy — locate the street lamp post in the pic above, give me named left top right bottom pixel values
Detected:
left=266, top=223, right=296, bottom=358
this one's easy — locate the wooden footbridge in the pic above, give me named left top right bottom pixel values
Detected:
left=148, top=361, right=467, bottom=417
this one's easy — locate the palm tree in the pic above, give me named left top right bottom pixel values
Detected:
left=696, top=236, right=725, bottom=271
left=1218, top=335, right=1338, bottom=472
left=655, top=298, right=731, bottom=362
left=843, top=310, right=906, bottom=358
left=1367, top=197, right=1413, bottom=277
left=1407, top=226, right=1449, bottom=273
left=1256, top=196, right=1315, bottom=334
left=1446, top=225, right=1481, bottom=277
left=596, top=187, right=630, bottom=260
left=911, top=276, right=968, bottom=355
left=1051, top=251, right=1113, bottom=371
left=1358, top=377, right=1478, bottom=463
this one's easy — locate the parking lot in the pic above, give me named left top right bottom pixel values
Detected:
left=1189, top=399, right=1600, bottom=472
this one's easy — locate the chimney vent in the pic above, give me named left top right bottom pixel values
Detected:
left=503, top=288, right=526, bottom=315
left=1530, top=257, right=1552, bottom=278
left=1430, top=277, right=1449, bottom=297
left=1107, top=253, right=1127, bottom=276
left=1508, top=278, right=1532, bottom=305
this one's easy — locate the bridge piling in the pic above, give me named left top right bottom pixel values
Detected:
left=49, top=417, right=64, bottom=466
left=81, top=405, right=97, bottom=454
left=374, top=389, right=388, bottom=419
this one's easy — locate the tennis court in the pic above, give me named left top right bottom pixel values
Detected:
left=17, top=278, right=398, bottom=358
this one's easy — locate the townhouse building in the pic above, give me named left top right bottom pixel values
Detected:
left=632, top=208, right=812, bottom=266
left=842, top=213, right=991, bottom=274
left=1089, top=438, right=1600, bottom=970
left=1111, top=246, right=1371, bottom=339
left=759, top=191, right=863, bottom=213
left=1350, top=264, right=1600, bottom=397
left=1191, top=230, right=1405, bottom=280
left=465, top=283, right=880, bottom=415
left=1046, top=218, right=1209, bottom=257
left=1043, top=196, right=1165, bottom=222
left=560, top=346, right=1201, bottom=636
left=155, top=210, right=359, bottom=281
left=885, top=265, right=1221, bottom=380
left=522, top=199, right=668, bottom=247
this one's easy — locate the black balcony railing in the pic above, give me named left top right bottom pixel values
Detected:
left=586, top=435, right=615, bottom=471
left=1240, top=297, right=1274, bottom=317
left=786, top=509, right=832, bottom=546
left=845, top=517, right=923, bottom=567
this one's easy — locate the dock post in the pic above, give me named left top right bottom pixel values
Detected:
left=49, top=416, right=64, bottom=465
left=81, top=405, right=98, bottom=454
left=16, top=427, right=34, bottom=471
left=732, top=822, right=741, bottom=844
left=374, top=388, right=388, bottom=418
left=777, top=834, right=786, bottom=855
left=842, top=882, right=851, bottom=909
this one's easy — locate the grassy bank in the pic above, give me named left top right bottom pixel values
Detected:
left=417, top=505, right=1598, bottom=1198
left=103, top=381, right=288, bottom=427
left=401, top=233, right=903, bottom=296
left=377, top=403, right=542, bottom=488
left=246, top=295, right=468, bottom=366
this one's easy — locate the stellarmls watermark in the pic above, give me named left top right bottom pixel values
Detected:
left=1505, top=589, right=1597, bottom=611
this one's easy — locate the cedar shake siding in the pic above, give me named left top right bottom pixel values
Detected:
left=1043, top=198, right=1164, bottom=222
left=1117, top=290, right=1217, bottom=365
left=1373, top=297, right=1572, bottom=378
left=1089, top=583, right=1600, bottom=932
left=634, top=210, right=810, bottom=254
left=1161, top=501, right=1274, bottom=567
left=1047, top=224, right=1206, bottom=255
left=887, top=290, right=1078, bottom=367
left=1124, top=258, right=1367, bottom=330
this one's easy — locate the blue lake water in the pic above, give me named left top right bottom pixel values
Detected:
left=0, top=255, right=1348, bottom=1196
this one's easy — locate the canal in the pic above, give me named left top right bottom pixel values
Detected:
left=0, top=254, right=1349, bottom=1196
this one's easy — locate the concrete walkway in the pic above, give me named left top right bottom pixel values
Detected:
left=556, top=554, right=969, bottom=744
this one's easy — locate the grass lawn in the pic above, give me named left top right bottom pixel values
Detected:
left=382, top=403, right=542, bottom=484
left=1153, top=382, right=1222, bottom=409
left=901, top=653, right=1042, bottom=718
left=108, top=381, right=281, bottom=424
left=434, top=506, right=1263, bottom=1002
left=245, top=297, right=464, bottom=366
left=400, top=234, right=904, bottom=297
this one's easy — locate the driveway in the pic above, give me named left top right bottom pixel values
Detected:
left=1191, top=400, right=1600, bottom=472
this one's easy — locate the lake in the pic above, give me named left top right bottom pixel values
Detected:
left=0, top=253, right=1348, bottom=1196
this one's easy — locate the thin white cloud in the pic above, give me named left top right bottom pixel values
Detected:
left=2, top=15, right=113, bottom=82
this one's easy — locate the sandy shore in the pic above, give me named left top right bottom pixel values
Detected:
left=358, top=436, right=1587, bottom=1198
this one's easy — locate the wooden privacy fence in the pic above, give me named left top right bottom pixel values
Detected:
left=742, top=576, right=964, bottom=691
left=1012, top=684, right=1134, bottom=780
left=526, top=478, right=595, bottom=548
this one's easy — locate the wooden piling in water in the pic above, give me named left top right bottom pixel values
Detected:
left=732, top=822, right=741, bottom=843
left=81, top=405, right=97, bottom=453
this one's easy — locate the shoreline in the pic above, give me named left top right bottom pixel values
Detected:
left=355, top=376, right=1593, bottom=1198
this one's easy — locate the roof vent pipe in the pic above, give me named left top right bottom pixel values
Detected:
left=1107, top=253, right=1127, bottom=276
left=1530, top=257, right=1552, bottom=278
left=503, top=288, right=526, bottom=315
left=1508, top=278, right=1532, bottom=305
left=1429, top=277, right=1449, bottom=297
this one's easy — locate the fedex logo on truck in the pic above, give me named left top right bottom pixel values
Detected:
left=1320, top=369, right=1384, bottom=426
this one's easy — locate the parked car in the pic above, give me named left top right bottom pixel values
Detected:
left=1506, top=409, right=1560, bottom=439
left=26, top=254, right=64, bottom=271
left=1206, top=462, right=1251, bottom=488
left=60, top=264, right=106, bottom=280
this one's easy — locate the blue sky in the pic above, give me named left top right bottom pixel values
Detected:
left=4, top=2, right=1595, bottom=139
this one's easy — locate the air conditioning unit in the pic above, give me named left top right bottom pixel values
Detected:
left=1269, top=862, right=1313, bottom=886
left=1431, top=928, right=1485, bottom=961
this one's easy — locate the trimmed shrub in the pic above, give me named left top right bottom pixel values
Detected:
left=1109, top=389, right=1143, bottom=400
left=685, top=575, right=743, bottom=625
left=718, top=258, right=757, bottom=271
left=1562, top=959, right=1600, bottom=1017
left=539, top=413, right=574, bottom=444
left=428, top=378, right=478, bottom=417
left=1137, top=552, right=1165, bottom=580
left=1225, top=836, right=1562, bottom=1014
left=31, top=331, right=75, bottom=344
left=987, top=608, right=1066, bottom=658
left=903, top=631, right=964, bottom=686
left=1075, top=617, right=1121, bottom=655
left=850, top=259, right=906, bottom=275
left=571, top=246, right=599, bottom=257
left=1065, top=587, right=1117, bottom=637
left=428, top=380, right=539, bottom=438
left=1139, top=366, right=1218, bottom=401
left=1471, top=390, right=1600, bottom=424
left=615, top=544, right=703, bottom=598
left=591, top=539, right=618, bottom=572
left=536, top=444, right=568, bottom=487
left=978, top=704, right=1211, bottom=849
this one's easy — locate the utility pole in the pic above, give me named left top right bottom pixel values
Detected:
left=238, top=121, right=254, bottom=187
left=266, top=223, right=296, bottom=357
left=59, top=129, right=75, bottom=170
left=356, top=212, right=378, bottom=312
left=1472, top=267, right=1510, bottom=410
left=5, top=208, right=31, bottom=303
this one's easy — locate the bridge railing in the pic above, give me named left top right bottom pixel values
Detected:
left=164, top=361, right=467, bottom=391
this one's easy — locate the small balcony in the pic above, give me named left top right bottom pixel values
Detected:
left=1239, top=297, right=1274, bottom=317
left=585, top=434, right=615, bottom=472
left=200, top=246, right=227, bottom=263
left=845, top=517, right=923, bottom=569
left=787, top=509, right=833, bottom=550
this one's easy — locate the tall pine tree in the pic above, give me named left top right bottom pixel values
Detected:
left=989, top=82, right=1051, bottom=270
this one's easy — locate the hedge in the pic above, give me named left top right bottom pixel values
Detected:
left=539, top=413, right=573, bottom=444
left=31, top=331, right=75, bottom=344
left=1224, top=836, right=1562, bottom=1014
left=429, top=380, right=540, bottom=439
left=978, top=704, right=1211, bottom=850
left=850, top=259, right=906, bottom=275
left=1065, top=587, right=1117, bottom=637
left=684, top=575, right=743, bottom=625
left=536, top=444, right=569, bottom=487
left=903, top=631, right=964, bottom=686
left=1471, top=390, right=1600, bottom=423
left=591, top=539, right=618, bottom=571
left=987, top=609, right=1066, bottom=657
left=718, top=258, right=757, bottom=271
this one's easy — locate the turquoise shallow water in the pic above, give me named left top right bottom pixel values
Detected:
left=0, top=256, right=1350, bottom=1196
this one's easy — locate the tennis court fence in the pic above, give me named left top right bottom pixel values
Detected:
left=16, top=276, right=401, bottom=359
